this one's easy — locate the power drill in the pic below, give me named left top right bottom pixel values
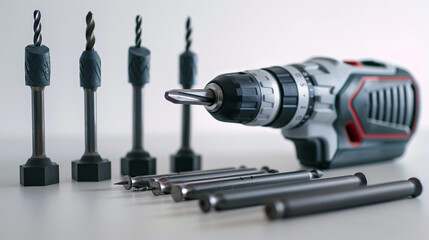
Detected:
left=165, top=57, right=419, bottom=168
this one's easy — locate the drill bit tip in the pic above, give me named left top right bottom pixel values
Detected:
left=135, top=15, right=142, bottom=48
left=33, top=10, right=42, bottom=46
left=85, top=11, right=95, bottom=51
left=165, top=89, right=215, bottom=105
left=114, top=181, right=128, bottom=185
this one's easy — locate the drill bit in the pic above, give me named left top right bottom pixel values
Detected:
left=135, top=15, right=142, bottom=48
left=170, top=17, right=201, bottom=172
left=72, top=11, right=111, bottom=181
left=115, top=167, right=237, bottom=190
left=85, top=12, right=95, bottom=51
left=185, top=17, right=192, bottom=52
left=165, top=89, right=215, bottom=105
left=121, top=14, right=156, bottom=176
left=171, top=169, right=323, bottom=202
left=33, top=10, right=42, bottom=46
left=20, top=10, right=59, bottom=186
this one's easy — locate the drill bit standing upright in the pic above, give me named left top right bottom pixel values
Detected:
left=72, top=12, right=111, bottom=181
left=170, top=17, right=202, bottom=172
left=20, top=10, right=59, bottom=186
left=121, top=15, right=156, bottom=176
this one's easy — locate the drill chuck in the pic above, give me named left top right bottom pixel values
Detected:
left=166, top=66, right=314, bottom=129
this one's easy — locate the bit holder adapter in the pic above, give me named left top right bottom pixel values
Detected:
left=72, top=12, right=111, bottom=181
left=121, top=15, right=156, bottom=176
left=171, top=17, right=201, bottom=172
left=20, top=10, right=59, bottom=186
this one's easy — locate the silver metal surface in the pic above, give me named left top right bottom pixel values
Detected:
left=31, top=87, right=46, bottom=158
left=280, top=65, right=310, bottom=129
left=171, top=185, right=189, bottom=202
left=204, top=83, right=223, bottom=112
left=150, top=179, right=165, bottom=196
left=165, top=89, right=215, bottom=105
left=84, top=88, right=98, bottom=155
left=244, top=69, right=281, bottom=126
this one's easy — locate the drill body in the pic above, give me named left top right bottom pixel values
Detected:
left=166, top=57, right=419, bottom=168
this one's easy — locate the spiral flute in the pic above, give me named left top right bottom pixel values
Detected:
left=85, top=11, right=95, bottom=51
left=135, top=15, right=142, bottom=48
left=33, top=10, right=42, bottom=46
left=185, top=17, right=192, bottom=51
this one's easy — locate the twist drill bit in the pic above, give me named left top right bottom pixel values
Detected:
left=33, top=10, right=42, bottom=46
left=72, top=11, right=111, bottom=181
left=121, top=14, right=156, bottom=176
left=135, top=15, right=142, bottom=48
left=170, top=17, right=201, bottom=172
left=85, top=12, right=95, bottom=51
left=20, top=10, right=59, bottom=186
left=185, top=17, right=192, bottom=52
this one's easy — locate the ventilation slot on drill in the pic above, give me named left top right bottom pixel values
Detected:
left=367, top=83, right=415, bottom=128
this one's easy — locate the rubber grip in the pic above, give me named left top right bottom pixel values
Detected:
left=25, top=45, right=50, bottom=87
left=79, top=50, right=101, bottom=88
left=180, top=51, right=197, bottom=89
left=128, top=46, right=150, bottom=85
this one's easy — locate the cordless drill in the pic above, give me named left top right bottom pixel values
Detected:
left=165, top=57, right=419, bottom=168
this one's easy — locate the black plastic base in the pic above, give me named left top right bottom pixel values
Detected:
left=72, top=155, right=111, bottom=181
left=121, top=150, right=156, bottom=176
left=20, top=157, right=59, bottom=186
left=170, top=149, right=201, bottom=172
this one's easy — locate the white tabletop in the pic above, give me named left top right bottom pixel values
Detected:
left=0, top=131, right=427, bottom=240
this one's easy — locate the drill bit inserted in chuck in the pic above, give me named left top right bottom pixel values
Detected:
left=71, top=11, right=111, bottom=181
left=121, top=15, right=156, bottom=176
left=170, top=17, right=202, bottom=172
left=20, top=10, right=59, bottom=186
left=165, top=89, right=215, bottom=105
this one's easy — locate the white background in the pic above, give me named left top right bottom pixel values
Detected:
left=0, top=0, right=427, bottom=142
left=1, top=2, right=428, bottom=239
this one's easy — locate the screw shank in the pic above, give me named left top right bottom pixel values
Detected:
left=80, top=50, right=101, bottom=88
left=25, top=45, right=50, bottom=87
left=128, top=47, right=150, bottom=85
